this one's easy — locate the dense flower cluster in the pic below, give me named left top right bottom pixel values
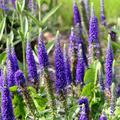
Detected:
left=73, top=1, right=82, bottom=27
left=15, top=70, right=26, bottom=87
left=1, top=74, right=15, bottom=120
left=76, top=44, right=85, bottom=85
left=105, top=38, right=114, bottom=90
left=6, top=46, right=15, bottom=87
left=88, top=7, right=99, bottom=44
left=26, top=40, right=38, bottom=84
left=55, top=33, right=67, bottom=94
left=38, top=32, right=49, bottom=70
left=11, top=47, right=19, bottom=72
left=64, top=46, right=72, bottom=86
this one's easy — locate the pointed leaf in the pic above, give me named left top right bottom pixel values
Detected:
left=41, top=4, right=62, bottom=25
left=0, top=17, right=6, bottom=41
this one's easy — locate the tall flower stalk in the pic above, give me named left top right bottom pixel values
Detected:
left=15, top=70, right=38, bottom=118
left=73, top=1, right=82, bottom=28
left=69, top=27, right=78, bottom=85
left=76, top=44, right=85, bottom=96
left=26, top=40, right=39, bottom=91
left=88, top=4, right=100, bottom=64
left=6, top=44, right=15, bottom=87
left=105, top=36, right=114, bottom=91
left=64, top=45, right=72, bottom=86
left=11, top=47, right=19, bottom=72
left=38, top=32, right=49, bottom=70
left=74, top=24, right=88, bottom=67
left=55, top=32, right=68, bottom=119
left=1, top=71, right=16, bottom=120
left=38, top=32, right=56, bottom=119
left=55, top=32, right=67, bottom=94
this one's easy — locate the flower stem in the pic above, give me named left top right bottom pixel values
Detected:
left=20, top=14, right=27, bottom=77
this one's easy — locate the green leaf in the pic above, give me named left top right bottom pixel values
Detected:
left=112, top=41, right=120, bottom=49
left=46, top=41, right=55, bottom=54
left=94, top=61, right=101, bottom=85
left=41, top=4, right=62, bottom=25
left=0, top=17, right=6, bottom=41
left=24, top=11, right=42, bottom=27
left=0, top=52, right=6, bottom=64
left=84, top=68, right=95, bottom=84
left=16, top=0, right=25, bottom=12
left=16, top=1, right=22, bottom=13
left=24, top=16, right=28, bottom=38
left=28, top=86, right=48, bottom=111
left=21, top=0, right=25, bottom=11
left=68, top=105, right=79, bottom=120
left=81, top=83, right=93, bottom=98
left=13, top=93, right=26, bottom=119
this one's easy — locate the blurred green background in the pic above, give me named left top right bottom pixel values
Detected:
left=55, top=0, right=120, bottom=30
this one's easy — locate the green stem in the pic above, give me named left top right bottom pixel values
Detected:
left=20, top=14, right=27, bottom=77
left=44, top=69, right=56, bottom=119
left=61, top=91, right=68, bottom=120
left=38, top=1, right=41, bottom=23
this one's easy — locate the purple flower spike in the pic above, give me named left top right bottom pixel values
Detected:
left=100, top=0, right=106, bottom=26
left=26, top=40, right=38, bottom=84
left=74, top=24, right=88, bottom=67
left=88, top=5, right=99, bottom=44
left=73, top=1, right=82, bottom=27
left=105, top=37, right=114, bottom=90
left=55, top=32, right=67, bottom=94
left=1, top=76, right=15, bottom=120
left=15, top=70, right=26, bottom=87
left=7, top=60, right=15, bottom=87
left=6, top=46, right=15, bottom=87
left=11, top=47, right=19, bottom=72
left=76, top=44, right=85, bottom=85
left=79, top=112, right=88, bottom=120
left=99, top=113, right=107, bottom=120
left=38, top=32, right=49, bottom=70
left=64, top=46, right=72, bottom=86
left=79, top=97, right=89, bottom=114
